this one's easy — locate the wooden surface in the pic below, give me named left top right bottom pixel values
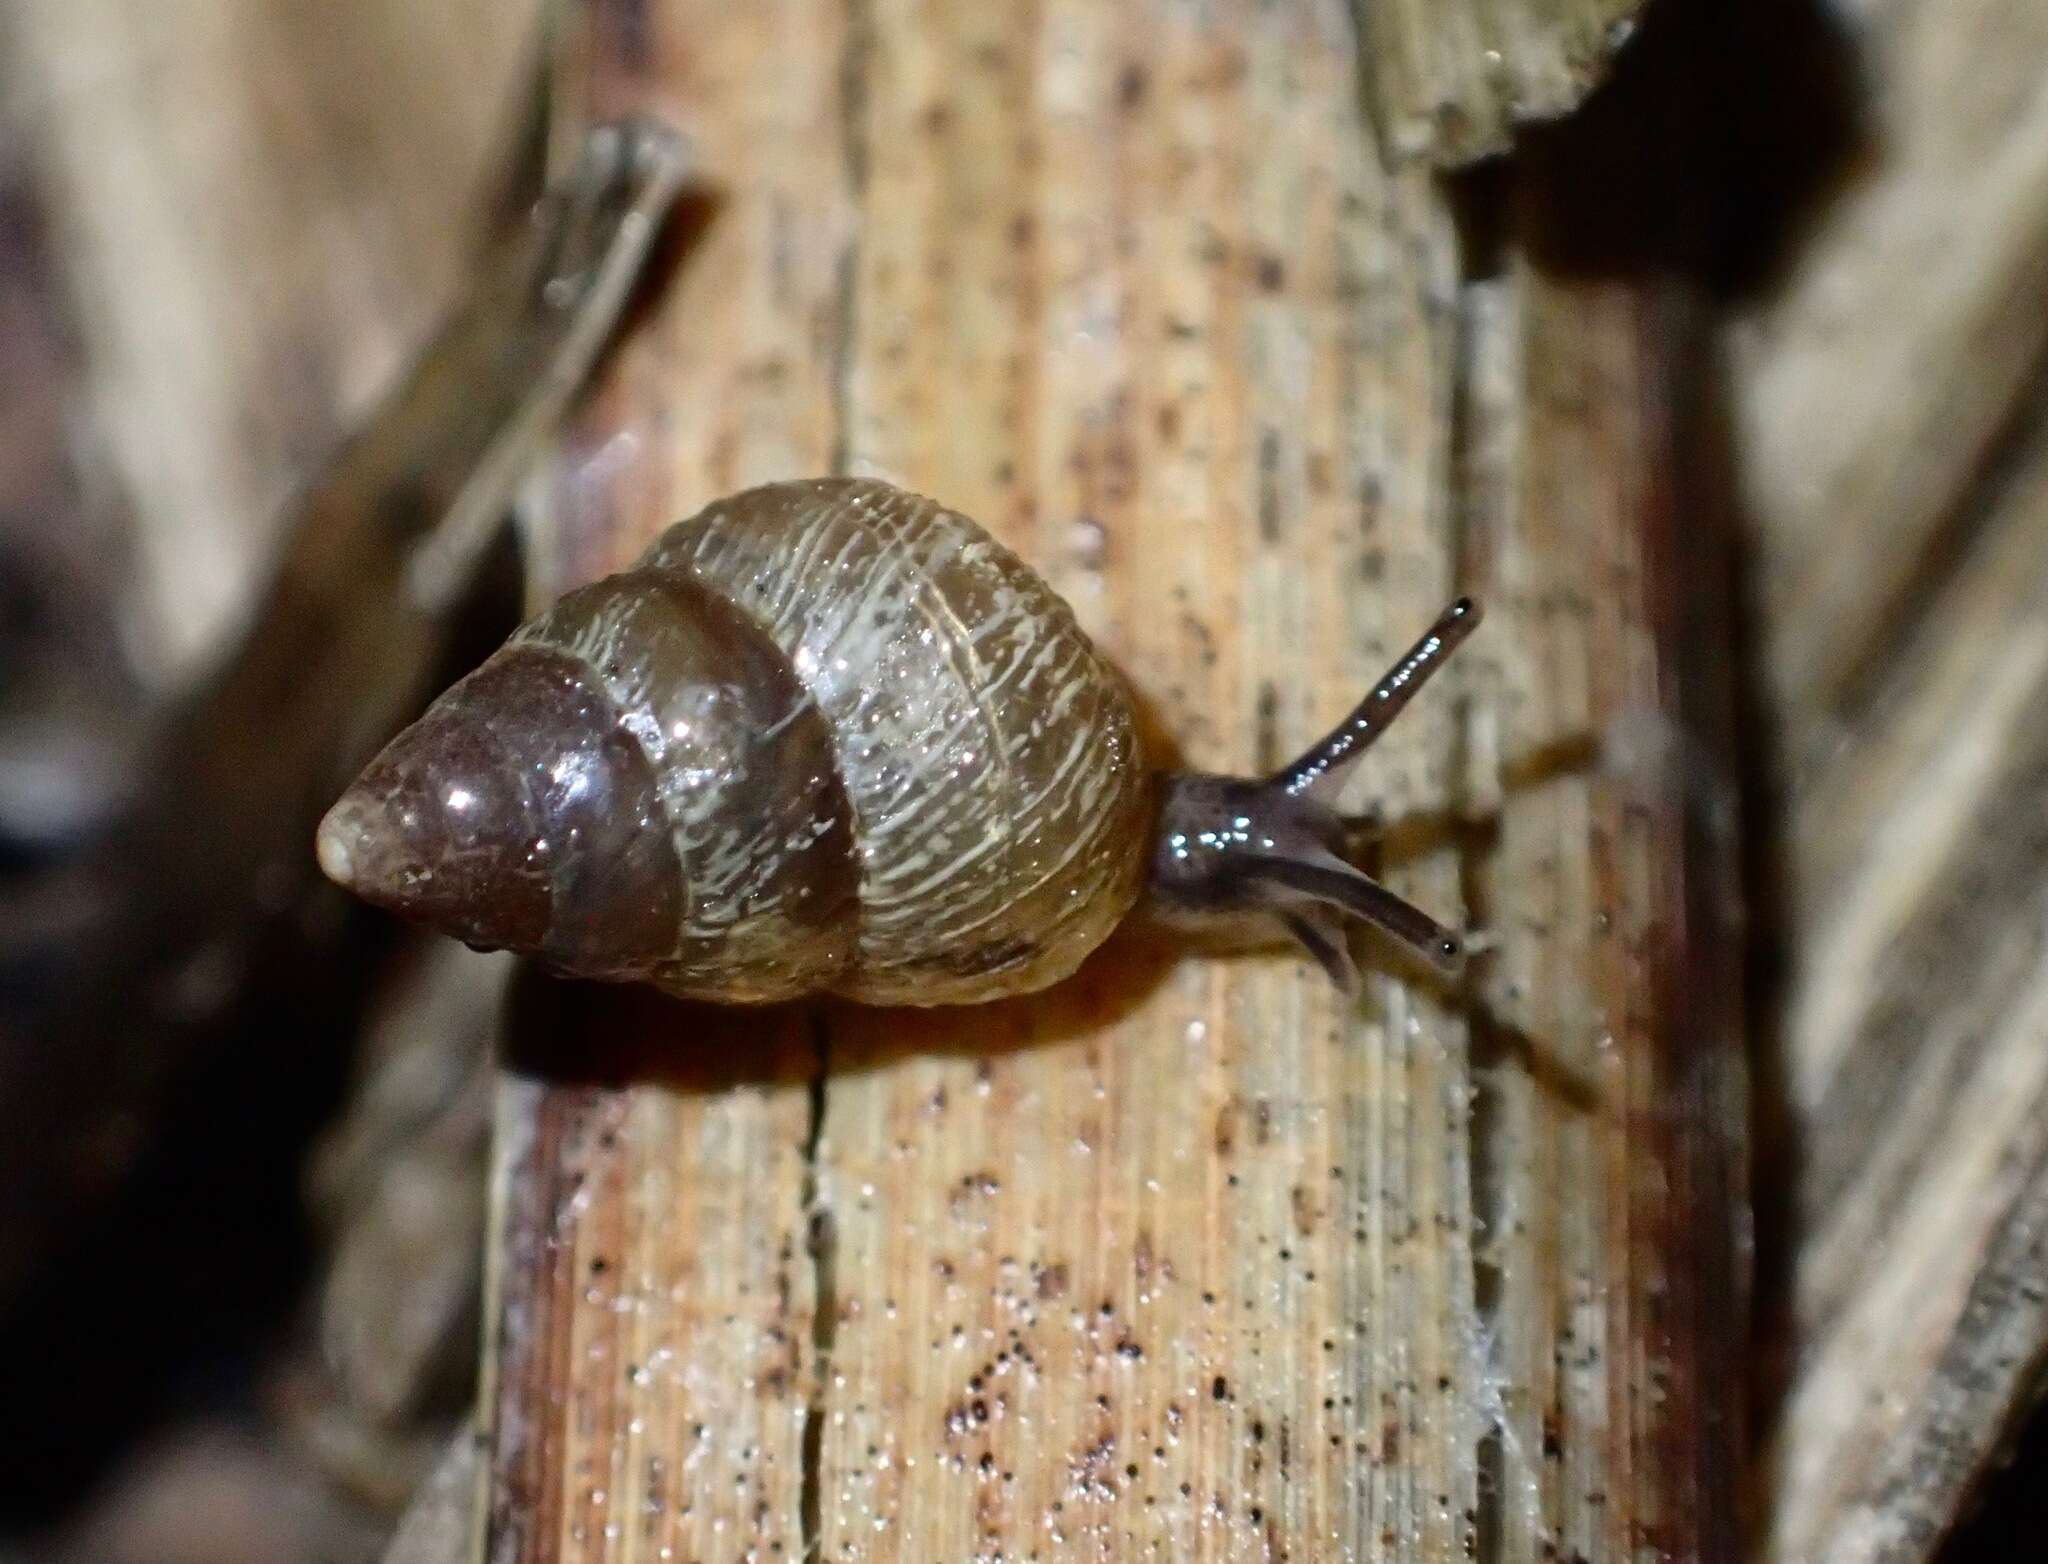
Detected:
left=385, top=1435, right=485, bottom=1564
left=481, top=2, right=1744, bottom=1560
left=1358, top=0, right=1648, bottom=165
left=3, top=0, right=542, bottom=685
left=1733, top=0, right=2048, bottom=1556
left=1733, top=0, right=2048, bottom=731
left=0, top=4, right=540, bottom=1558
left=291, top=944, right=508, bottom=1515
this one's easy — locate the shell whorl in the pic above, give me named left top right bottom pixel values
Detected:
left=514, top=568, right=862, bottom=999
left=317, top=478, right=1151, bottom=1004
left=646, top=478, right=1151, bottom=1003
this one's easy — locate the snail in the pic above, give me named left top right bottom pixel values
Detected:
left=316, top=478, right=1479, bottom=1004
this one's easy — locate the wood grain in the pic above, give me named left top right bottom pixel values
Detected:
left=1754, top=363, right=2048, bottom=1564
left=1730, top=0, right=2048, bottom=734
left=385, top=1434, right=485, bottom=1564
left=3, top=0, right=543, bottom=684
left=483, top=2, right=1744, bottom=1559
left=0, top=7, right=541, bottom=1544
left=1356, top=0, right=1649, bottom=165
left=1730, top=1, right=2048, bottom=1557
left=486, top=6, right=854, bottom=1559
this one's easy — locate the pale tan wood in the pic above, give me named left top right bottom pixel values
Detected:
left=485, top=1019, right=821, bottom=1561
left=383, top=1433, right=482, bottom=1564
left=1357, top=0, right=1649, bottom=165
left=1725, top=1, right=2048, bottom=1556
left=0, top=9, right=541, bottom=1544
left=278, top=944, right=508, bottom=1518
left=3, top=0, right=543, bottom=684
left=1729, top=0, right=2048, bottom=732
left=484, top=2, right=1744, bottom=1559
left=1756, top=416, right=2048, bottom=1564
left=814, top=9, right=1474, bottom=1556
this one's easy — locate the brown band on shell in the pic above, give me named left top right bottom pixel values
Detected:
left=317, top=644, right=685, bottom=976
left=528, top=568, right=862, bottom=1000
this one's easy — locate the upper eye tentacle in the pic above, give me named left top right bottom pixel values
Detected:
left=1271, top=597, right=1482, bottom=805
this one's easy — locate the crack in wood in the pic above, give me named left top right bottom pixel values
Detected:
left=798, top=1014, right=836, bottom=1560
left=1452, top=180, right=1510, bottom=1564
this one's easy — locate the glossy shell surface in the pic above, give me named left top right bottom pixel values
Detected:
left=319, top=478, right=1152, bottom=1004
left=645, top=478, right=1151, bottom=1002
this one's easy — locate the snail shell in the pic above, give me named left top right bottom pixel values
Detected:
left=321, top=477, right=1479, bottom=1004
left=318, top=478, right=1151, bottom=1004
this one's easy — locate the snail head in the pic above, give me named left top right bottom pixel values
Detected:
left=1146, top=597, right=1480, bottom=991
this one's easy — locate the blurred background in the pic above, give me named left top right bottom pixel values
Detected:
left=3, top=0, right=2047, bottom=1560
left=0, top=3, right=537, bottom=1558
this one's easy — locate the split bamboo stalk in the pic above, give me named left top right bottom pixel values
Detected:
left=1731, top=0, right=2048, bottom=734
left=1757, top=404, right=2048, bottom=1564
left=481, top=3, right=1744, bottom=1560
left=2, top=0, right=544, bottom=685
left=0, top=0, right=542, bottom=1365
left=1356, top=0, right=1648, bottom=165
left=1727, top=0, right=2048, bottom=1556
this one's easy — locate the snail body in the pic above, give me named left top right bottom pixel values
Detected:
left=319, top=478, right=1477, bottom=1004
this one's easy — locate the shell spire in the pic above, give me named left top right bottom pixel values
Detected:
left=316, top=643, right=686, bottom=977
